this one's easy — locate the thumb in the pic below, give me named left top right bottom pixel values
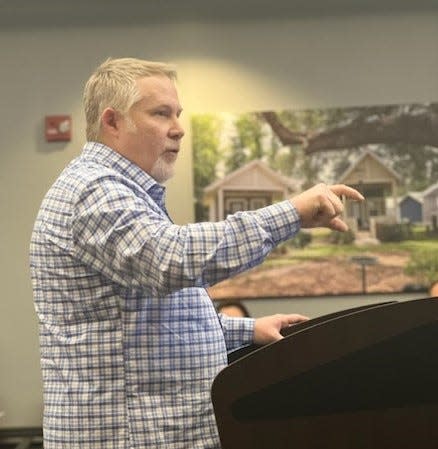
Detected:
left=270, top=328, right=284, bottom=342
left=329, top=216, right=348, bottom=232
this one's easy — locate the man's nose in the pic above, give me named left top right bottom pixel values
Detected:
left=170, top=119, right=185, bottom=140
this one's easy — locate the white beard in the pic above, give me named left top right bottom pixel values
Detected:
left=125, top=117, right=175, bottom=184
left=150, top=156, right=175, bottom=184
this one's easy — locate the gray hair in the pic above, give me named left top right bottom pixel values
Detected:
left=83, top=57, right=177, bottom=141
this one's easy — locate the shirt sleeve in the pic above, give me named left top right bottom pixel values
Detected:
left=218, top=314, right=256, bottom=352
left=71, top=176, right=301, bottom=295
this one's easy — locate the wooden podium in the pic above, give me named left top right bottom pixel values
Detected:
left=211, top=298, right=438, bottom=449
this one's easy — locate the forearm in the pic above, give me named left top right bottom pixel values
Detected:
left=73, top=197, right=301, bottom=295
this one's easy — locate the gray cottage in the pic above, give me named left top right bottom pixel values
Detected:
left=398, top=192, right=423, bottom=224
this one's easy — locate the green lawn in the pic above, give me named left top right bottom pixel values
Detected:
left=264, top=238, right=438, bottom=266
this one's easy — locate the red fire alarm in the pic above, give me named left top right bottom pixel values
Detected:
left=45, top=115, right=72, bottom=142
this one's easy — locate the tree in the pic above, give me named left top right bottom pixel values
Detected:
left=191, top=114, right=222, bottom=221
left=261, top=104, right=438, bottom=153
left=225, top=114, right=265, bottom=174
left=261, top=103, right=438, bottom=190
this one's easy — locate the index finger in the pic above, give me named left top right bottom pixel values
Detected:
left=281, top=314, right=309, bottom=327
left=329, top=184, right=364, bottom=201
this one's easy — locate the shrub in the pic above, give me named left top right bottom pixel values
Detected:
left=328, top=229, right=355, bottom=245
left=290, top=230, right=312, bottom=248
left=375, top=223, right=412, bottom=242
left=405, top=250, right=438, bottom=285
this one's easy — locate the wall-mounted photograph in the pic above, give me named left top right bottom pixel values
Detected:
left=192, top=103, right=438, bottom=299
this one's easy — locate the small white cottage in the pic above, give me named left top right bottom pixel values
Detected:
left=337, top=149, right=402, bottom=230
left=203, top=160, right=296, bottom=221
left=422, top=181, right=438, bottom=228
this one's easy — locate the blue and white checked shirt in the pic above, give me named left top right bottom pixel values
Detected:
left=29, top=142, right=301, bottom=449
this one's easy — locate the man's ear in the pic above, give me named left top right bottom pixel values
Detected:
left=100, top=108, right=120, bottom=136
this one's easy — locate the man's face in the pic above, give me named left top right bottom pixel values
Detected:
left=117, top=75, right=184, bottom=183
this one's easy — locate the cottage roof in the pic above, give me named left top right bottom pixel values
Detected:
left=204, top=159, right=296, bottom=194
left=398, top=192, right=424, bottom=205
left=338, top=149, right=402, bottom=184
left=422, top=181, right=438, bottom=198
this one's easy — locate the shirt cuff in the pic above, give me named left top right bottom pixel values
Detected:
left=219, top=314, right=256, bottom=352
left=251, top=200, right=301, bottom=244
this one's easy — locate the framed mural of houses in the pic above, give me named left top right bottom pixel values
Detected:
left=191, top=103, right=438, bottom=300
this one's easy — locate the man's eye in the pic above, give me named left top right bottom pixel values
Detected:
left=156, top=110, right=169, bottom=117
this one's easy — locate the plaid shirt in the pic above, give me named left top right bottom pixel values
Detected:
left=29, top=142, right=301, bottom=449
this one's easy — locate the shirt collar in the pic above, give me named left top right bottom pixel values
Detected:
left=80, top=141, right=166, bottom=201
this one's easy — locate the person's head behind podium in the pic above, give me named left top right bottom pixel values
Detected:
left=217, top=301, right=251, bottom=318
left=430, top=280, right=438, bottom=297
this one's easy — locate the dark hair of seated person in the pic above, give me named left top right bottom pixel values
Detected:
left=216, top=301, right=251, bottom=318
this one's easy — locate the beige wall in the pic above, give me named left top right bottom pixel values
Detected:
left=1, top=11, right=437, bottom=427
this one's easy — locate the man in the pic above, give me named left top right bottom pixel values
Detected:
left=30, top=57, right=364, bottom=449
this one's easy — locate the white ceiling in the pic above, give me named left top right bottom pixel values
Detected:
left=1, top=0, right=438, bottom=28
